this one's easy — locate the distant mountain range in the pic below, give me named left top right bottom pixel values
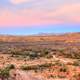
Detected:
left=26, top=32, right=80, bottom=36
left=0, top=32, right=79, bottom=42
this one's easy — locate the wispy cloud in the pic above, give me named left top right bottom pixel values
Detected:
left=9, top=0, right=29, bottom=4
left=0, top=0, right=80, bottom=26
left=0, top=8, right=63, bottom=27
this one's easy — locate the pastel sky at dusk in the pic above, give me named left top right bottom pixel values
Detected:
left=0, top=0, right=80, bottom=34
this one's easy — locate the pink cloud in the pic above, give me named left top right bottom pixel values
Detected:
left=0, top=9, right=63, bottom=27
left=69, top=16, right=80, bottom=23
left=46, top=3, right=80, bottom=23
left=10, top=0, right=28, bottom=4
left=0, top=3, right=80, bottom=27
left=48, top=3, right=80, bottom=16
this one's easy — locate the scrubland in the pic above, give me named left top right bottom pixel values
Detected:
left=0, top=33, right=80, bottom=80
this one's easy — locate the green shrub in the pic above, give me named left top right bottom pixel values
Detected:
left=20, top=65, right=29, bottom=70
left=20, top=65, right=38, bottom=70
left=0, top=64, right=15, bottom=78
left=0, top=68, right=9, bottom=78
left=6, top=64, right=15, bottom=70
left=20, top=63, right=53, bottom=71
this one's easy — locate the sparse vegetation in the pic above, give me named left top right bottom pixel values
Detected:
left=20, top=63, right=54, bottom=71
left=0, top=64, right=15, bottom=79
left=0, top=33, right=80, bottom=80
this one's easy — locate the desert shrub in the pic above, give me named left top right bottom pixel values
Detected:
left=0, top=68, right=9, bottom=78
left=20, top=65, right=38, bottom=70
left=59, top=67, right=67, bottom=72
left=73, top=60, right=80, bottom=66
left=44, top=50, right=49, bottom=55
left=29, top=51, right=38, bottom=59
left=49, top=75, right=56, bottom=78
left=6, top=64, right=15, bottom=70
left=0, top=64, right=15, bottom=79
left=20, top=63, right=53, bottom=71
left=58, top=75, right=66, bottom=78
left=55, top=61, right=65, bottom=66
left=20, top=65, right=28, bottom=70
left=39, top=63, right=53, bottom=68
left=42, top=49, right=49, bottom=55
left=59, top=48, right=65, bottom=53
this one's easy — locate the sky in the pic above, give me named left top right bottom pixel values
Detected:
left=0, top=0, right=80, bottom=35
